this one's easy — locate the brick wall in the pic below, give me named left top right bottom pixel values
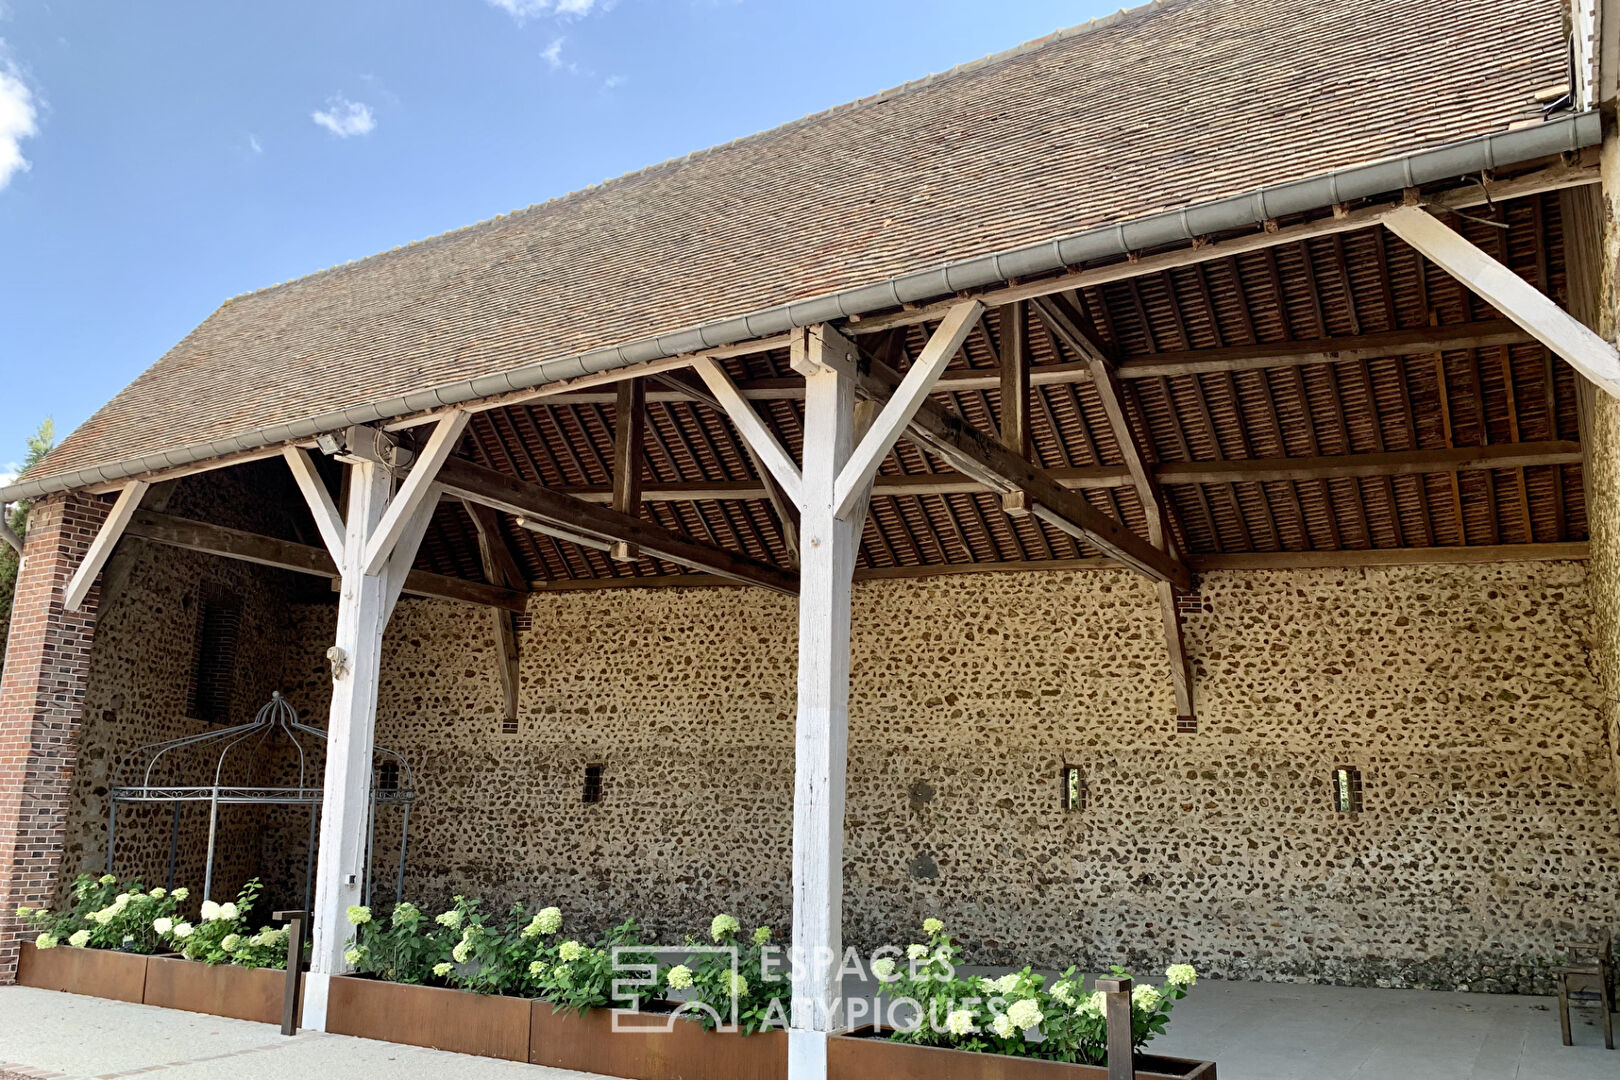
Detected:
left=0, top=493, right=109, bottom=981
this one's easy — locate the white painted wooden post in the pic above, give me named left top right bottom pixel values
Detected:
left=301, top=450, right=392, bottom=1030
left=788, top=325, right=862, bottom=1080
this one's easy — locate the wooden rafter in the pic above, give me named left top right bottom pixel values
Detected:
left=610, top=378, right=647, bottom=562
left=437, top=456, right=797, bottom=594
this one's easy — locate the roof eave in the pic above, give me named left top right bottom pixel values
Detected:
left=5, top=109, right=1599, bottom=506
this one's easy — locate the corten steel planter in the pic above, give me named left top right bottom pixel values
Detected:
left=14, top=943, right=149, bottom=1003
left=829, top=1029, right=1216, bottom=1080
left=529, top=1003, right=788, bottom=1080
left=142, top=955, right=288, bottom=1025
left=324, top=975, right=532, bottom=1061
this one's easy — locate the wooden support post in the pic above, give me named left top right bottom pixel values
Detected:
left=274, top=909, right=308, bottom=1036
left=62, top=480, right=149, bottom=612
left=610, top=379, right=646, bottom=563
left=788, top=324, right=865, bottom=1080
left=1096, top=976, right=1136, bottom=1080
left=463, top=497, right=526, bottom=724
left=999, top=301, right=1031, bottom=516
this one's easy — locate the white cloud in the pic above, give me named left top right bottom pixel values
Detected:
left=311, top=96, right=375, bottom=138
left=603, top=74, right=624, bottom=89
left=485, top=0, right=598, bottom=20
left=248, top=133, right=263, bottom=154
left=0, top=463, right=18, bottom=488
left=541, top=36, right=570, bottom=71
left=0, top=47, right=38, bottom=192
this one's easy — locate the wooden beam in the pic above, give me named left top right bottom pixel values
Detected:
left=859, top=354, right=1191, bottom=589
left=283, top=447, right=347, bottom=564
left=64, top=481, right=150, bottom=612
left=833, top=301, right=983, bottom=518
left=361, top=411, right=469, bottom=576
left=460, top=498, right=528, bottom=590
left=692, top=357, right=803, bottom=504
left=999, top=301, right=1031, bottom=456
left=504, top=541, right=1592, bottom=590
left=552, top=440, right=1582, bottom=502
left=541, top=321, right=1535, bottom=404
left=1032, top=294, right=1195, bottom=721
left=436, top=456, right=797, bottom=594
left=610, top=379, right=647, bottom=562
left=1383, top=205, right=1620, bottom=399
left=122, top=509, right=527, bottom=611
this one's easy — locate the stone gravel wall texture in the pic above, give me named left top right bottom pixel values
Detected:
left=264, top=561, right=1618, bottom=994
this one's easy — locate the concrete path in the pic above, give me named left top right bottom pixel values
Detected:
left=2, top=980, right=1616, bottom=1079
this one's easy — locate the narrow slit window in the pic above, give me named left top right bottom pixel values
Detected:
left=1332, top=766, right=1363, bottom=813
left=1060, top=765, right=1086, bottom=812
left=582, top=763, right=605, bottom=804
left=189, top=589, right=243, bottom=723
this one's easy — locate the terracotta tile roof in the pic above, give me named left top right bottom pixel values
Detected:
left=30, top=0, right=1568, bottom=490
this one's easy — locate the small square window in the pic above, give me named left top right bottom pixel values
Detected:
left=582, top=763, right=605, bottom=804
left=377, top=760, right=400, bottom=792
left=1060, top=766, right=1086, bottom=812
left=1332, top=766, right=1363, bottom=813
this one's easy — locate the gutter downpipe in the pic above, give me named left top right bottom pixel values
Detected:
left=2, top=110, right=1600, bottom=505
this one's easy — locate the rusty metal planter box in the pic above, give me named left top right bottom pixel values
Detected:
left=529, top=1002, right=788, bottom=1080
left=141, top=955, right=287, bottom=1025
left=830, top=1030, right=1216, bottom=1080
left=15, top=943, right=149, bottom=1003
left=324, top=975, right=532, bottom=1061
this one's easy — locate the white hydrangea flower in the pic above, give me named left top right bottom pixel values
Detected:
left=906, top=943, right=928, bottom=961
left=557, top=940, right=585, bottom=962
left=346, top=906, right=372, bottom=926
left=35, top=933, right=59, bottom=950
left=171, top=888, right=189, bottom=901
left=68, top=929, right=91, bottom=948
left=922, top=918, right=944, bottom=935
left=529, top=960, right=548, bottom=978
left=1132, top=984, right=1163, bottom=1011
left=1079, top=991, right=1106, bottom=1016
left=220, top=934, right=241, bottom=953
left=391, top=902, right=421, bottom=927
left=871, top=957, right=898, bottom=981
left=978, top=976, right=1000, bottom=994
left=199, top=901, right=222, bottom=922
left=153, top=917, right=174, bottom=935
left=752, top=926, right=772, bottom=946
left=435, top=909, right=462, bottom=930
left=1051, top=982, right=1076, bottom=1006
left=1007, top=998, right=1043, bottom=1030
left=729, top=972, right=748, bottom=997
left=15, top=906, right=32, bottom=918
left=112, top=893, right=131, bottom=910
left=945, top=1009, right=976, bottom=1036
left=993, top=973, right=1022, bottom=995
left=99, top=874, right=117, bottom=885
left=432, top=962, right=453, bottom=977
left=219, top=902, right=239, bottom=921
left=451, top=939, right=474, bottom=964
left=553, top=963, right=573, bottom=985
left=344, top=948, right=362, bottom=966
left=1165, top=964, right=1197, bottom=987
left=172, top=922, right=194, bottom=940
left=990, top=1013, right=1016, bottom=1039
left=665, top=964, right=693, bottom=990
left=149, top=888, right=166, bottom=899
left=535, top=907, right=562, bottom=935
left=710, top=914, right=740, bottom=942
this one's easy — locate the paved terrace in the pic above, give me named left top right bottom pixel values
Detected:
left=0, top=981, right=1614, bottom=1080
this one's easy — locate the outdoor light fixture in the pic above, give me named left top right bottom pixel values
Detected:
left=315, top=432, right=342, bottom=456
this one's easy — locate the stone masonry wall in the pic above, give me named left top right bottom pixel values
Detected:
left=53, top=469, right=301, bottom=913
left=275, top=561, right=1617, bottom=993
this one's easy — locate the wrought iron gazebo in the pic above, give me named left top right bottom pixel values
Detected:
left=107, top=692, right=415, bottom=907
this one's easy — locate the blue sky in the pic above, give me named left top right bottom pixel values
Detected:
left=0, top=0, right=1110, bottom=479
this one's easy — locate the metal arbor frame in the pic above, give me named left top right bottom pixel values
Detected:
left=107, top=691, right=415, bottom=906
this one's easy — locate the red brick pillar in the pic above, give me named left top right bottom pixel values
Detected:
left=0, top=492, right=108, bottom=982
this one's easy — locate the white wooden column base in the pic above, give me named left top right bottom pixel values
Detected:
left=788, top=1029, right=829, bottom=1080
left=301, top=971, right=331, bottom=1032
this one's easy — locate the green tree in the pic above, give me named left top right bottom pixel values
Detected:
left=0, top=419, right=57, bottom=667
